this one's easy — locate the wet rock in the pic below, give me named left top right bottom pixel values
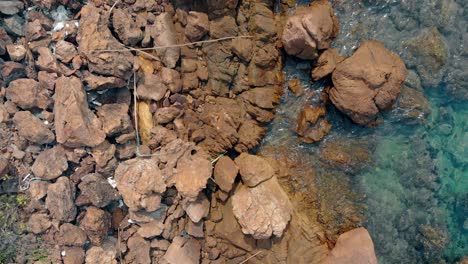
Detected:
left=96, top=103, right=133, bottom=136
left=282, top=1, right=339, bottom=59
left=54, top=76, right=106, bottom=147
left=58, top=223, right=88, bottom=247
left=83, top=73, right=126, bottom=91
left=183, top=193, right=210, bottom=223
left=174, top=149, right=212, bottom=200
left=232, top=177, right=293, bottom=239
left=312, top=48, right=344, bottom=81
left=115, top=158, right=166, bottom=212
left=324, top=228, right=378, bottom=264
left=27, top=213, right=51, bottom=234
left=155, top=107, right=180, bottom=124
left=296, top=106, right=331, bottom=143
left=6, top=44, right=26, bottom=61
left=46, top=177, right=77, bottom=222
left=32, top=145, right=68, bottom=180
left=78, top=4, right=133, bottom=79
left=235, top=153, right=275, bottom=187
left=1, top=61, right=25, bottom=85
left=13, top=111, right=54, bottom=144
left=55, top=40, right=78, bottom=63
left=213, top=156, right=238, bottom=193
left=403, top=27, right=448, bottom=88
left=62, top=247, right=85, bottom=264
left=78, top=173, right=119, bottom=208
left=395, top=86, right=431, bottom=121
left=6, top=78, right=51, bottom=110
left=0, top=1, right=24, bottom=15
left=125, top=235, right=151, bottom=264
left=185, top=11, right=209, bottom=41
left=330, top=40, right=407, bottom=125
left=319, top=138, right=372, bottom=174
left=80, top=206, right=111, bottom=246
left=137, top=219, right=165, bottom=238
left=3, top=15, right=24, bottom=37
left=163, top=237, right=201, bottom=264
left=150, top=13, right=180, bottom=68
left=112, top=8, right=143, bottom=46
left=85, top=246, right=117, bottom=264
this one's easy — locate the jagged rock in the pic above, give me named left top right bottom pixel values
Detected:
left=115, top=158, right=166, bottom=212
left=312, top=48, right=344, bottom=81
left=150, top=126, right=177, bottom=147
left=231, top=38, right=253, bottom=62
left=150, top=13, right=180, bottom=68
left=282, top=1, right=339, bottom=59
left=155, top=107, right=181, bottom=124
left=112, top=8, right=143, bottom=46
left=80, top=206, right=111, bottom=246
left=186, top=220, right=204, bottom=238
left=395, top=86, right=431, bottom=122
left=296, top=106, right=331, bottom=143
left=96, top=103, right=133, bottom=136
left=3, top=15, right=24, bottom=37
left=6, top=44, right=26, bottom=61
left=6, top=78, right=51, bottom=109
left=330, top=40, right=407, bottom=125
left=13, top=111, right=54, bottom=144
left=36, top=47, right=63, bottom=74
left=83, top=73, right=126, bottom=91
left=183, top=193, right=210, bottom=223
left=2, top=61, right=25, bottom=85
left=125, top=235, right=151, bottom=264
left=324, top=228, right=378, bottom=264
left=214, top=156, right=238, bottom=192
left=231, top=177, right=293, bottom=239
left=27, top=213, right=51, bottom=234
left=137, top=219, right=165, bottom=238
left=161, top=68, right=182, bottom=93
left=0, top=104, right=8, bottom=123
left=163, top=237, right=201, bottom=264
left=0, top=1, right=24, bottom=15
left=46, top=177, right=77, bottom=222
left=77, top=4, right=133, bottom=79
left=240, top=87, right=280, bottom=109
left=185, top=11, right=209, bottom=41
left=62, top=247, right=85, bottom=264
left=37, top=71, right=58, bottom=90
left=235, top=153, right=275, bottom=187
left=28, top=181, right=49, bottom=200
left=32, top=145, right=68, bottom=180
left=54, top=76, right=106, bottom=147
left=137, top=72, right=168, bottom=101
left=78, top=173, right=119, bottom=208
left=85, top=246, right=117, bottom=264
left=55, top=40, right=77, bottom=63
left=174, top=148, right=212, bottom=200
left=58, top=223, right=88, bottom=247
left=0, top=156, right=8, bottom=178
left=235, top=120, right=267, bottom=153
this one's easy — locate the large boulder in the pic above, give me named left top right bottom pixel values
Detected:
left=324, top=227, right=378, bottom=264
left=282, top=0, right=339, bottom=60
left=330, top=40, right=407, bottom=125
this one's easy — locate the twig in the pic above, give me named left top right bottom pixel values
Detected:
left=109, top=0, right=121, bottom=15
left=239, top=251, right=262, bottom=264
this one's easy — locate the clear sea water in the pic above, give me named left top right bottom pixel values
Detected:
left=263, top=0, right=467, bottom=263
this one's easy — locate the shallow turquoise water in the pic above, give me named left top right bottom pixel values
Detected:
left=265, top=0, right=467, bottom=263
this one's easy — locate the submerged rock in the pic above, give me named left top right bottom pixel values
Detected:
left=330, top=40, right=407, bottom=125
left=324, top=228, right=378, bottom=264
left=296, top=105, right=331, bottom=143
left=282, top=0, right=339, bottom=60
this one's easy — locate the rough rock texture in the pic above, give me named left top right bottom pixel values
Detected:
left=235, top=153, right=275, bottom=187
left=114, top=158, right=166, bottom=212
left=32, top=145, right=68, bottom=180
left=174, top=149, right=212, bottom=200
left=27, top=213, right=51, bottom=234
left=96, top=103, right=133, bottom=136
left=296, top=106, right=331, bottom=143
left=80, top=206, right=111, bottom=246
left=58, top=223, right=88, bottom=247
left=312, top=48, right=344, bottom=81
left=185, top=11, right=209, bottom=41
left=163, top=237, right=201, bottom=264
left=54, top=76, right=106, bottom=147
left=46, top=177, right=77, bottom=222
left=78, top=173, right=119, bottom=208
left=150, top=13, right=180, bottom=68
left=330, top=40, right=407, bottom=125
left=62, top=247, right=85, bottom=264
left=231, top=177, right=293, bottom=239
left=112, top=8, right=143, bottom=46
left=85, top=245, right=117, bottom=264
left=83, top=73, right=126, bottom=91
left=77, top=4, right=133, bottom=79
left=13, top=111, right=54, bottom=144
left=6, top=78, right=51, bottom=109
left=213, top=156, right=239, bottom=192
left=396, top=86, right=431, bottom=121
left=324, top=228, right=378, bottom=264
left=125, top=235, right=151, bottom=264
left=183, top=193, right=210, bottom=223
left=282, top=0, right=339, bottom=59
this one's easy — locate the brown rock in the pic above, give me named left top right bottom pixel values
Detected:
left=330, top=40, right=407, bottom=125
left=96, top=103, right=133, bottom=136
left=85, top=246, right=117, bottom=264
left=62, top=247, right=85, bottom=264
left=27, top=213, right=51, bottom=234
left=6, top=43, right=26, bottom=61
left=77, top=4, right=133, bottom=79
left=36, top=47, right=63, bottom=74
left=234, top=120, right=267, bottom=153
left=312, top=48, right=344, bottom=81
left=28, top=181, right=49, bottom=200
left=137, top=219, right=165, bottom=238
left=58, top=223, right=88, bottom=247
left=150, top=13, right=180, bottom=68
left=37, top=71, right=58, bottom=90
left=174, top=149, right=212, bottom=200
left=125, top=235, right=151, bottom=264
left=55, top=40, right=78, bottom=63
left=234, top=153, right=275, bottom=187
left=150, top=126, right=177, bottom=147
left=232, top=38, right=253, bottom=62
left=155, top=106, right=180, bottom=124
left=282, top=1, right=339, bottom=59
left=240, top=87, right=280, bottom=109
left=324, top=228, right=378, bottom=264
left=137, top=72, right=168, bottom=101
left=163, top=237, right=201, bottom=264
left=186, top=220, right=204, bottom=238
left=46, top=177, right=77, bottom=222
left=13, top=111, right=54, bottom=144
left=80, top=206, right=111, bottom=246
left=161, top=67, right=182, bottom=93
left=54, top=76, right=106, bottom=147
left=25, top=20, right=46, bottom=41
left=83, top=73, right=126, bottom=91
left=183, top=193, right=210, bottom=223
left=0, top=104, right=9, bottom=123
left=1, top=61, right=26, bottom=85
left=0, top=1, right=24, bottom=15
left=6, top=78, right=51, bottom=109
left=114, top=158, right=166, bottom=212
left=185, top=11, right=209, bottom=41
left=213, top=156, right=238, bottom=192
left=32, top=146, right=68, bottom=180
left=209, top=16, right=238, bottom=39
left=78, top=173, right=119, bottom=208
left=112, top=8, right=143, bottom=46
left=231, top=177, right=293, bottom=239
left=151, top=239, right=170, bottom=250
left=296, top=106, right=331, bottom=143
left=396, top=86, right=431, bottom=121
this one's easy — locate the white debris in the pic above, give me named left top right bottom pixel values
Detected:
left=107, top=177, right=117, bottom=188
left=61, top=250, right=66, bottom=257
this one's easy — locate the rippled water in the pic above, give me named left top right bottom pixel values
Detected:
left=263, top=0, right=467, bottom=263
